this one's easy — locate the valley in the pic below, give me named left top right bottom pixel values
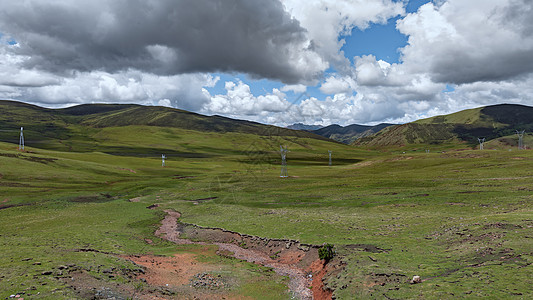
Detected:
left=0, top=101, right=532, bottom=299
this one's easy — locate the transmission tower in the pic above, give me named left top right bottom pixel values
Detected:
left=328, top=150, right=332, bottom=166
left=478, top=138, right=485, bottom=150
left=161, top=154, right=166, bottom=167
left=19, top=127, right=24, bottom=151
left=280, top=146, right=288, bottom=177
left=516, top=130, right=525, bottom=150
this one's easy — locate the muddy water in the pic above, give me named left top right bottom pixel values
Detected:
left=155, top=210, right=322, bottom=300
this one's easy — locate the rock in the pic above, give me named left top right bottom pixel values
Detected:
left=41, top=271, right=53, bottom=276
left=58, top=265, right=68, bottom=270
left=32, top=262, right=41, bottom=265
left=410, top=275, right=421, bottom=284
left=297, top=244, right=310, bottom=251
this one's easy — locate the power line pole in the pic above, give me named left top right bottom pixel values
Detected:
left=328, top=150, right=332, bottom=166
left=516, top=130, right=525, bottom=150
left=19, top=127, right=24, bottom=151
left=162, top=154, right=166, bottom=167
left=478, top=138, right=485, bottom=150
left=280, top=146, right=288, bottom=178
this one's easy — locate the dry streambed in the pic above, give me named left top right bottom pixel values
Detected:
left=154, top=210, right=335, bottom=300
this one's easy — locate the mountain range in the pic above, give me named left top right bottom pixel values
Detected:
left=0, top=100, right=331, bottom=153
left=311, top=123, right=395, bottom=144
left=354, top=104, right=533, bottom=148
left=1, top=100, right=532, bottom=151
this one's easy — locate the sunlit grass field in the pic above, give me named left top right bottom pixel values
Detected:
left=0, top=125, right=532, bottom=299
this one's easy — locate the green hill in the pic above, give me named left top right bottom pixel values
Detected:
left=0, top=100, right=332, bottom=153
left=354, top=104, right=533, bottom=149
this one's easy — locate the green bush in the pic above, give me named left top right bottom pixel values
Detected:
left=318, top=243, right=335, bottom=262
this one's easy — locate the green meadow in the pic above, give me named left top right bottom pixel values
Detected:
left=0, top=120, right=532, bottom=298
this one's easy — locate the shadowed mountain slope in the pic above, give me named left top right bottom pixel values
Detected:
left=312, top=123, right=395, bottom=144
left=353, top=104, right=533, bottom=148
left=0, top=100, right=332, bottom=152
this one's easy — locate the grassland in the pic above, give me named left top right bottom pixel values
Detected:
left=0, top=106, right=532, bottom=298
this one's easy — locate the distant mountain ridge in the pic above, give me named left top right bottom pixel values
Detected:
left=311, top=123, right=395, bottom=144
left=286, top=123, right=323, bottom=131
left=0, top=100, right=332, bottom=150
left=354, top=104, right=533, bottom=148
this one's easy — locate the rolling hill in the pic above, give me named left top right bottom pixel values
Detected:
left=311, top=123, right=395, bottom=144
left=353, top=104, right=533, bottom=148
left=0, top=100, right=333, bottom=153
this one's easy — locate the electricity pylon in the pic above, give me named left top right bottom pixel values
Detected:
left=280, top=146, right=288, bottom=177
left=516, top=130, right=525, bottom=150
left=478, top=138, right=485, bottom=150
left=19, top=127, right=24, bottom=151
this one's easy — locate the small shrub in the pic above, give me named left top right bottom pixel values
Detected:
left=318, top=243, right=335, bottom=262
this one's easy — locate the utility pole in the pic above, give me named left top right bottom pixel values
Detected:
left=162, top=154, right=166, bottom=167
left=328, top=150, right=332, bottom=166
left=280, top=146, right=288, bottom=178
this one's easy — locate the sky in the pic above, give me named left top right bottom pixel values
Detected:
left=1, top=0, right=533, bottom=126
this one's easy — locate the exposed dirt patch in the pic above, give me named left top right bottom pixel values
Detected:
left=308, top=259, right=333, bottom=300
left=483, top=222, right=523, bottom=230
left=364, top=272, right=407, bottom=288
left=119, top=168, right=137, bottom=173
left=127, top=252, right=215, bottom=287
left=129, top=197, right=141, bottom=202
left=155, top=210, right=334, bottom=299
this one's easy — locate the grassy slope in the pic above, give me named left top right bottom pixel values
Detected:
left=0, top=123, right=359, bottom=298
left=165, top=149, right=533, bottom=299
left=355, top=104, right=533, bottom=149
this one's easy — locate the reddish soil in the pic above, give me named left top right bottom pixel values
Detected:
left=308, top=260, right=333, bottom=300
left=154, top=210, right=335, bottom=300
left=127, top=253, right=214, bottom=287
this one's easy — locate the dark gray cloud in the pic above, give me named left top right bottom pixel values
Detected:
left=0, top=0, right=325, bottom=84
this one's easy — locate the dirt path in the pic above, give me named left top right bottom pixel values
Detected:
left=155, top=210, right=315, bottom=300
